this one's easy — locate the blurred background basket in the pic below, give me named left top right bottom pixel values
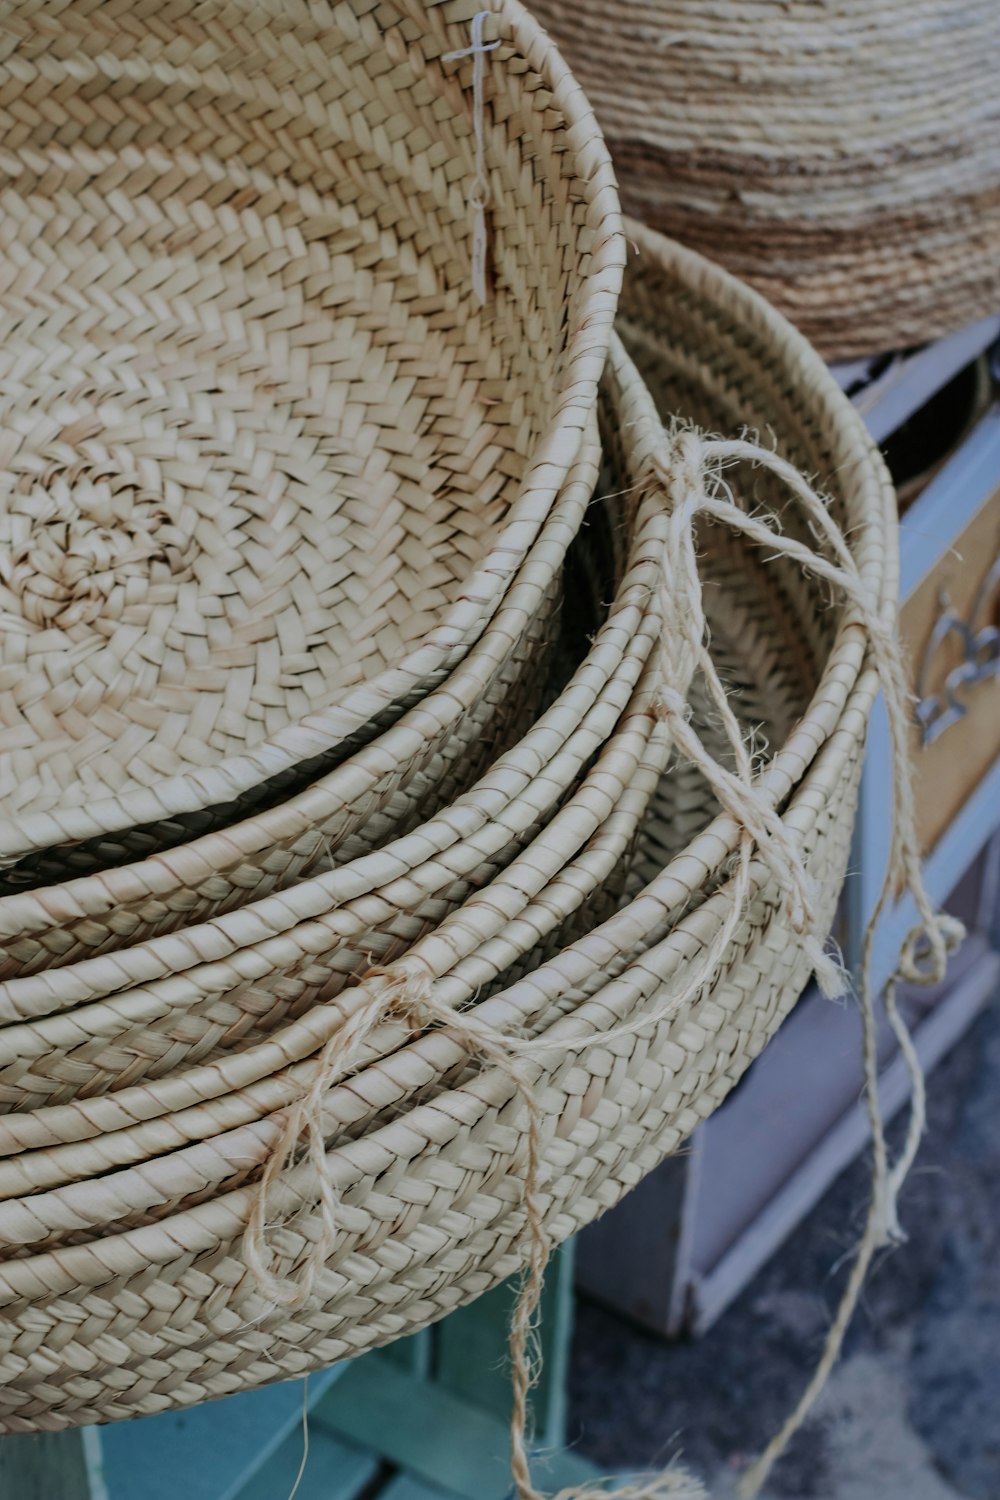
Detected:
left=532, top=0, right=1000, bottom=360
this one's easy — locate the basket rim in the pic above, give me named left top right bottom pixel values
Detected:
left=0, top=229, right=895, bottom=1325
left=0, top=651, right=876, bottom=1307
left=0, top=232, right=894, bottom=1157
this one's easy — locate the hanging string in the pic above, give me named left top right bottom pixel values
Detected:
left=444, top=12, right=500, bottom=306
left=244, top=426, right=961, bottom=1500
left=284, top=1375, right=310, bottom=1500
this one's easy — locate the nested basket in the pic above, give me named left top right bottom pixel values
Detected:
left=0, top=230, right=900, bottom=1433
left=531, top=0, right=1000, bottom=360
left=0, top=222, right=887, bottom=1147
left=0, top=0, right=623, bottom=874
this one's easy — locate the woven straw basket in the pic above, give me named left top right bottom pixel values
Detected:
left=0, top=0, right=622, bottom=871
left=0, top=229, right=896, bottom=1433
left=532, top=0, right=1000, bottom=360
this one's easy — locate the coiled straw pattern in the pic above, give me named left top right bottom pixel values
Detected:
left=532, top=0, right=1000, bottom=359
left=0, top=229, right=913, bottom=1493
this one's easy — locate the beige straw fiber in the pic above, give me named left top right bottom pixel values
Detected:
left=532, top=0, right=1000, bottom=360
left=0, top=437, right=598, bottom=963
left=0, top=226, right=910, bottom=1456
left=0, top=0, right=623, bottom=870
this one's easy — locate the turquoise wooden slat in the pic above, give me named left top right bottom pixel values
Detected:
left=434, top=1243, right=576, bottom=1446
left=233, top=1423, right=378, bottom=1500
left=379, top=1327, right=433, bottom=1378
left=0, top=1428, right=105, bottom=1500
left=99, top=1366, right=344, bottom=1500
left=315, top=1353, right=597, bottom=1500
left=318, top=1352, right=518, bottom=1499
left=377, top=1477, right=455, bottom=1500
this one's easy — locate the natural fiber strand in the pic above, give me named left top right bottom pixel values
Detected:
left=443, top=12, right=500, bottom=306
left=518, top=431, right=948, bottom=1500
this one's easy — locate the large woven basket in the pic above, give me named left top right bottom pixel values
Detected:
left=531, top=0, right=1000, bottom=359
left=0, top=241, right=886, bottom=1155
left=0, top=0, right=622, bottom=869
left=0, top=231, right=898, bottom=1433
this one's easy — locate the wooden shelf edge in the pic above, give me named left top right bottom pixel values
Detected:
left=831, top=314, right=1000, bottom=444
left=687, top=941, right=1000, bottom=1336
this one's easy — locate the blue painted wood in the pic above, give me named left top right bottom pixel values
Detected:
left=380, top=1327, right=433, bottom=1378
left=99, top=1367, right=345, bottom=1500
left=81, top=1429, right=111, bottom=1500
left=849, top=409, right=1000, bottom=989
left=898, top=408, right=1000, bottom=598
left=0, top=1429, right=100, bottom=1500
left=378, top=1478, right=454, bottom=1500
left=435, top=1243, right=576, bottom=1447
left=848, top=315, right=1000, bottom=445
left=316, top=1350, right=597, bottom=1500
left=234, top=1422, right=378, bottom=1500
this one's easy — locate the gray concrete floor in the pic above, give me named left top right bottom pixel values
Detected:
left=568, top=994, right=1000, bottom=1498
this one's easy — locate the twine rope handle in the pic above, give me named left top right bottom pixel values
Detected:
left=244, top=427, right=961, bottom=1500
left=444, top=11, right=500, bottom=306
left=643, top=428, right=962, bottom=1498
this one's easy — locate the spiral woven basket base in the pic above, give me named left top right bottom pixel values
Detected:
left=0, top=152, right=515, bottom=801
left=0, top=0, right=623, bottom=860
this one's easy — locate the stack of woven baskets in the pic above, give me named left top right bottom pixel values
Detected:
left=0, top=3, right=949, bottom=1496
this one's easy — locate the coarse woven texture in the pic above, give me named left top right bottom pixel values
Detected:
left=0, top=437, right=598, bottom=966
left=531, top=0, right=1000, bottom=359
left=0, top=230, right=897, bottom=1435
left=0, top=0, right=623, bottom=866
left=0, top=220, right=885, bottom=1166
left=0, top=462, right=666, bottom=1117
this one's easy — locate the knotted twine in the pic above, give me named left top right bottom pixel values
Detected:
left=246, top=426, right=961, bottom=1500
